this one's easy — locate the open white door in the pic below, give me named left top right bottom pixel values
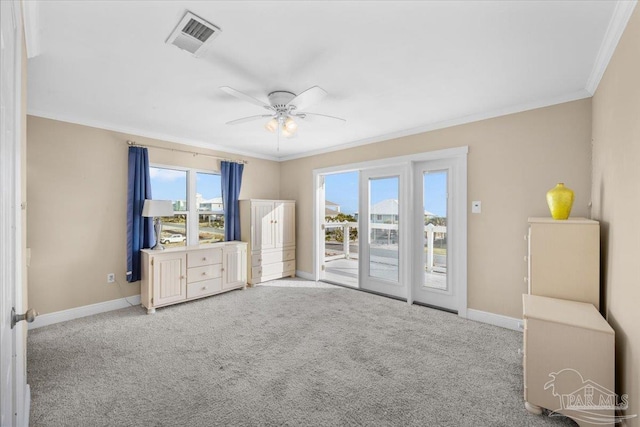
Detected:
left=1, top=2, right=31, bottom=426
left=316, top=175, right=326, bottom=281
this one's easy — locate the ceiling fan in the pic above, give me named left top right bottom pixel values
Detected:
left=220, top=86, right=346, bottom=138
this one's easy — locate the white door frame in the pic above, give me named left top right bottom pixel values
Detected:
left=1, top=1, right=28, bottom=425
left=312, top=146, right=468, bottom=317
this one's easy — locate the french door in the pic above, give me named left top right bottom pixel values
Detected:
left=412, top=160, right=458, bottom=311
left=314, top=147, right=467, bottom=315
left=359, top=166, right=409, bottom=299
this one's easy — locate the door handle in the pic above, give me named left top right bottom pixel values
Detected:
left=11, top=307, right=38, bottom=329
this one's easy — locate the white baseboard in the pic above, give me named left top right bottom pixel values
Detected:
left=295, top=270, right=315, bottom=281
left=466, top=308, right=523, bottom=332
left=29, top=295, right=141, bottom=330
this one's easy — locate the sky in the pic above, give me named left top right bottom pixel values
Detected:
left=149, top=167, right=221, bottom=203
left=325, top=170, right=447, bottom=217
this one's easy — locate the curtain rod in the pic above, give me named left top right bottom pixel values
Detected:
left=126, top=140, right=248, bottom=164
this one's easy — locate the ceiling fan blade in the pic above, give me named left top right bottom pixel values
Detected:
left=287, top=86, right=327, bottom=110
left=220, top=86, right=273, bottom=111
left=296, top=112, right=346, bottom=123
left=226, top=115, right=273, bottom=125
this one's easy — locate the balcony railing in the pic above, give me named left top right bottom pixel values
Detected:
left=324, top=221, right=447, bottom=271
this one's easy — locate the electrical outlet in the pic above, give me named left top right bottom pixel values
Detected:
left=107, top=273, right=115, bottom=283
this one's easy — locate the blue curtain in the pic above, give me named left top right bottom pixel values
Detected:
left=126, top=147, right=154, bottom=282
left=221, top=161, right=244, bottom=241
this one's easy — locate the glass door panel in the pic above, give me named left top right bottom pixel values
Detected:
left=423, top=170, right=448, bottom=290
left=368, top=177, right=399, bottom=282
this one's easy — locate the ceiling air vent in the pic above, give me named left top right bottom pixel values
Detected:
left=166, top=11, right=221, bottom=57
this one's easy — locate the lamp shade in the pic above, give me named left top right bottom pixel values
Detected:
left=142, top=200, right=174, bottom=217
left=264, top=118, right=278, bottom=133
left=284, top=117, right=298, bottom=132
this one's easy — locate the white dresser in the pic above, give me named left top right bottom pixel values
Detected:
left=523, top=294, right=615, bottom=426
left=240, top=199, right=296, bottom=285
left=141, top=242, right=247, bottom=314
left=526, top=217, right=600, bottom=309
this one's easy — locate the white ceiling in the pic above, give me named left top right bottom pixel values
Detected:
left=26, top=1, right=633, bottom=161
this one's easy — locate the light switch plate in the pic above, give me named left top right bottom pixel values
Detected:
left=472, top=201, right=481, bottom=214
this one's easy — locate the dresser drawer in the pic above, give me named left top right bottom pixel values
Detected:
left=187, top=264, right=222, bottom=283
left=187, top=278, right=222, bottom=299
left=251, top=248, right=295, bottom=267
left=188, top=249, right=222, bottom=268
left=252, top=260, right=295, bottom=278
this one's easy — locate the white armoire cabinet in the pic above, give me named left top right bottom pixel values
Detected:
left=141, top=242, right=247, bottom=314
left=240, top=199, right=296, bottom=285
left=526, top=217, right=600, bottom=310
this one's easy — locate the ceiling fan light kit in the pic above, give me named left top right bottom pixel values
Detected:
left=221, top=85, right=346, bottom=142
left=284, top=117, right=298, bottom=132
left=265, top=118, right=279, bottom=133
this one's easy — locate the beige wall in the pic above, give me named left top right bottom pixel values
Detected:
left=591, top=6, right=640, bottom=425
left=27, top=99, right=593, bottom=321
left=27, top=116, right=280, bottom=314
left=281, top=99, right=593, bottom=319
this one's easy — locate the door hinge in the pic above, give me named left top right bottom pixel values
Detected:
left=321, top=224, right=325, bottom=230
left=151, top=258, right=154, bottom=266
left=321, top=265, right=325, bottom=271
left=151, top=297, right=154, bottom=305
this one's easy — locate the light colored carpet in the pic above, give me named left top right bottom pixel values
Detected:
left=27, top=279, right=575, bottom=426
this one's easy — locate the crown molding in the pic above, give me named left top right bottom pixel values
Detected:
left=278, top=89, right=592, bottom=162
left=26, top=109, right=281, bottom=162
left=585, top=0, right=638, bottom=95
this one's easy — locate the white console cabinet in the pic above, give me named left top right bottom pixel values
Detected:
left=141, top=242, right=247, bottom=314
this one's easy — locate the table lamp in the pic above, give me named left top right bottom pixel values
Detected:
left=142, top=199, right=174, bottom=250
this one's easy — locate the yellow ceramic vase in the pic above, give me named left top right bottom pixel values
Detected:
left=546, top=183, right=574, bottom=220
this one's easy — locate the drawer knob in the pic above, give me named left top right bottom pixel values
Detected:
left=202, top=286, right=207, bottom=290
left=221, top=268, right=225, bottom=271
left=258, top=259, right=262, bottom=262
left=202, top=257, right=207, bottom=261
left=258, top=270, right=262, bottom=274
left=202, top=272, right=207, bottom=276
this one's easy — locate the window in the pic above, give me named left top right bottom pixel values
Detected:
left=149, top=166, right=224, bottom=247
left=196, top=172, right=224, bottom=244
left=149, top=167, right=187, bottom=248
